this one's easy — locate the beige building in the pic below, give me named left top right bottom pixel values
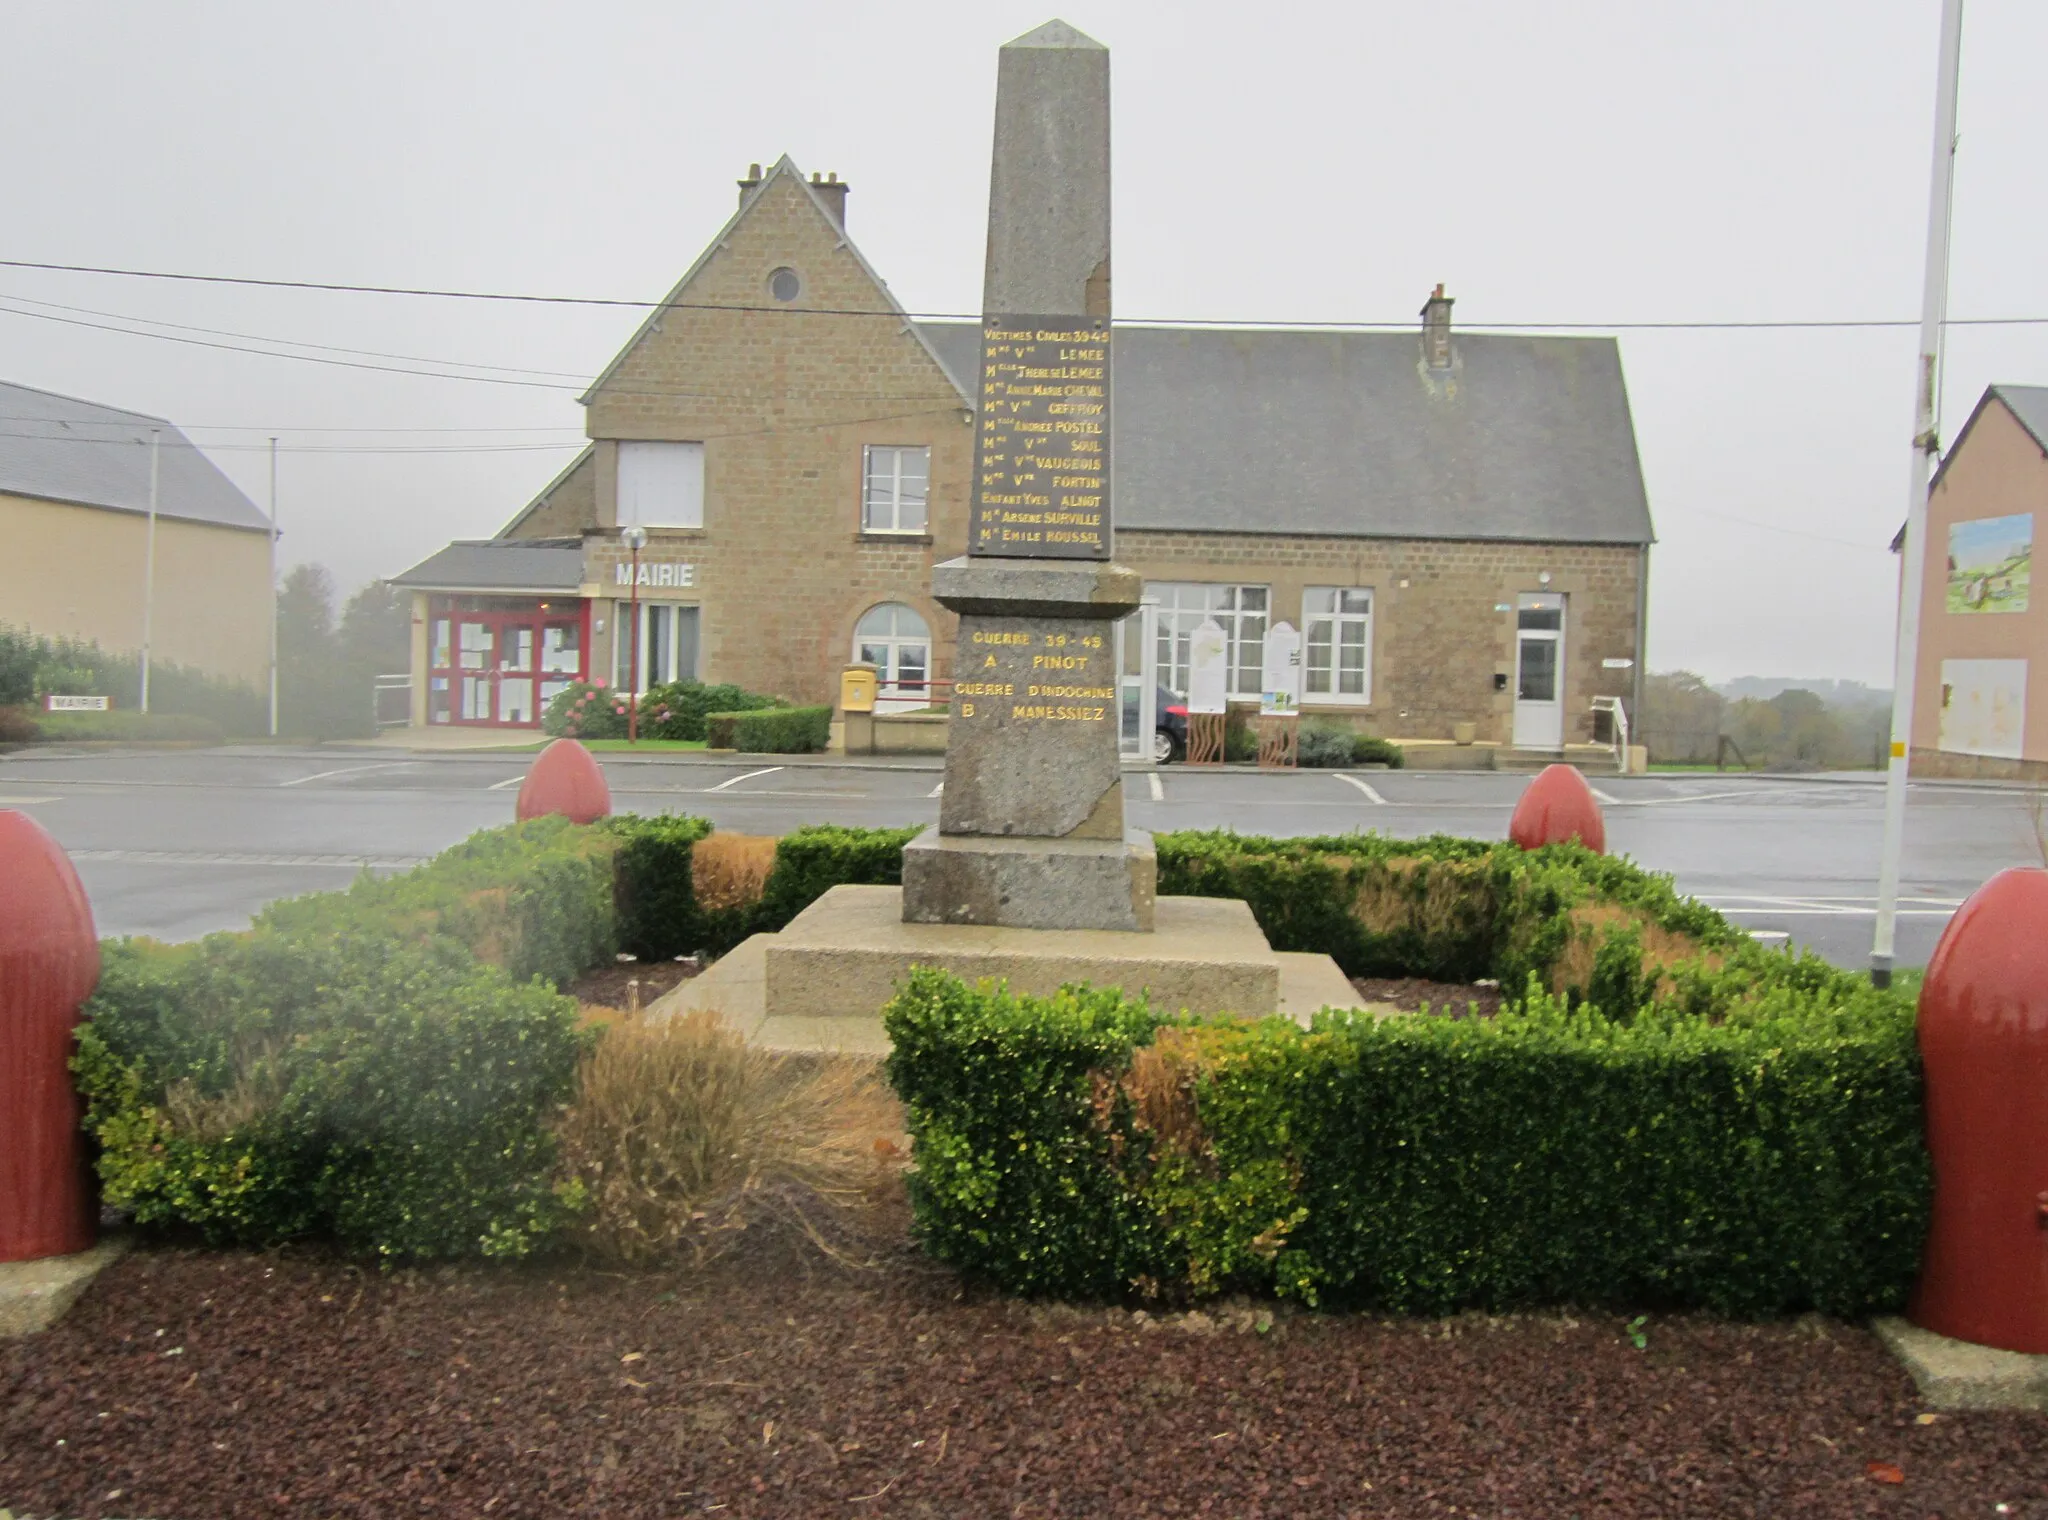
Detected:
left=1906, top=384, right=2047, bottom=781
left=395, top=157, right=1655, bottom=755
left=0, top=381, right=274, bottom=686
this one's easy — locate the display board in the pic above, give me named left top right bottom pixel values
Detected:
left=1187, top=618, right=1229, bottom=715
left=969, top=315, right=1111, bottom=560
left=1260, top=621, right=1301, bottom=717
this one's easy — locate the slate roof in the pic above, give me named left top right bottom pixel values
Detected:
left=915, top=323, right=1655, bottom=546
left=1993, top=384, right=2048, bottom=455
left=0, top=379, right=271, bottom=533
left=391, top=539, right=586, bottom=593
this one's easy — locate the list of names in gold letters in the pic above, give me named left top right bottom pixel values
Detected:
left=954, top=626, right=1116, bottom=730
left=968, top=314, right=1110, bottom=560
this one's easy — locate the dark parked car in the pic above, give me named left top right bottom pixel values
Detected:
left=1154, top=686, right=1187, bottom=764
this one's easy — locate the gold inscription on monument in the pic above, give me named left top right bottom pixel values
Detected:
left=969, top=314, right=1111, bottom=560
left=954, top=629, right=1115, bottom=726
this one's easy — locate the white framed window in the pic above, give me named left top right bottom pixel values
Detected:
left=617, top=441, right=705, bottom=529
left=1145, top=583, right=1269, bottom=698
left=862, top=445, right=930, bottom=534
left=1302, top=587, right=1373, bottom=703
left=854, top=602, right=932, bottom=710
left=613, top=603, right=699, bottom=692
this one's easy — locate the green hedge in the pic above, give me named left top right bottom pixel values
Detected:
left=706, top=704, right=831, bottom=753
left=606, top=813, right=713, bottom=961
left=638, top=680, right=779, bottom=742
left=28, top=710, right=227, bottom=744
left=256, top=815, right=618, bottom=988
left=883, top=967, right=1927, bottom=1316
left=75, top=931, right=589, bottom=1260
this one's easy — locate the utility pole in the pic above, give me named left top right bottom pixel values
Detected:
left=139, top=428, right=161, bottom=713
left=268, top=437, right=280, bottom=738
left=1873, top=0, right=1967, bottom=988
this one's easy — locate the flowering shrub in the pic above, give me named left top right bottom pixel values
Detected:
left=638, top=680, right=780, bottom=741
left=542, top=679, right=631, bottom=739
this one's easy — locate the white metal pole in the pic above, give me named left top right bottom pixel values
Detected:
left=268, top=437, right=280, bottom=738
left=139, top=427, right=161, bottom=713
left=1873, top=0, right=1966, bottom=988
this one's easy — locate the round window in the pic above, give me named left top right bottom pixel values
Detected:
left=768, top=267, right=801, bottom=303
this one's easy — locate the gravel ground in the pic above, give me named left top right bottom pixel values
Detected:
left=5, top=1243, right=2044, bottom=1519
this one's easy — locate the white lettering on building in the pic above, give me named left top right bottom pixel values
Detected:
left=616, top=562, right=697, bottom=589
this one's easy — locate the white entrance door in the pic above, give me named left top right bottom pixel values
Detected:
left=1513, top=593, right=1566, bottom=749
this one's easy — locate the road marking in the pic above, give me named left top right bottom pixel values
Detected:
left=1335, top=773, right=1386, bottom=805
left=1590, top=786, right=1623, bottom=805
left=928, top=780, right=944, bottom=798
left=706, top=766, right=785, bottom=793
left=67, top=848, right=425, bottom=868
left=1148, top=772, right=1164, bottom=802
left=486, top=776, right=524, bottom=791
left=0, top=795, right=61, bottom=805
left=279, top=762, right=412, bottom=788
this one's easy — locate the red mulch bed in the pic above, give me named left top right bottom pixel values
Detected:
left=565, top=958, right=700, bottom=1010
left=1350, top=976, right=1506, bottom=1020
left=5, top=1242, right=2042, bottom=1519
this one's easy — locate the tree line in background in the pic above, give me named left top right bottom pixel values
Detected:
left=1640, top=671, right=1893, bottom=771
left=0, top=564, right=408, bottom=742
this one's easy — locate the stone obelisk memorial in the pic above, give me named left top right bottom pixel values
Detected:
left=688, top=21, right=1367, bottom=1040
left=900, top=18, right=1154, bottom=932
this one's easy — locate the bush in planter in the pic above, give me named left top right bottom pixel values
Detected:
left=74, top=930, right=590, bottom=1260
left=1296, top=722, right=1355, bottom=768
left=638, top=680, right=780, bottom=742
left=883, top=963, right=1927, bottom=1316
left=543, top=679, right=631, bottom=739
left=706, top=704, right=831, bottom=753
left=1351, top=734, right=1405, bottom=768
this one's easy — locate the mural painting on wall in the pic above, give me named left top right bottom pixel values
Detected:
left=1945, top=512, right=2032, bottom=614
left=1937, top=657, right=2028, bottom=760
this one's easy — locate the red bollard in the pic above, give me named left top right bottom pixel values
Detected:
left=515, top=738, right=612, bottom=826
left=1909, top=865, right=2048, bottom=1353
left=1508, top=763, right=1606, bottom=854
left=0, top=810, right=101, bottom=1263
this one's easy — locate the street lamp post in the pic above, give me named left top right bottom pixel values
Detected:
left=621, top=526, right=647, bottom=745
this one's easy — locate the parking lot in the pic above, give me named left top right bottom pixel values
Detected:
left=1, top=745, right=2038, bottom=969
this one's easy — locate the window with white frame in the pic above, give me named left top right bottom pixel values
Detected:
left=862, top=445, right=929, bottom=534
left=617, top=441, right=705, bottom=529
left=853, top=602, right=931, bottom=706
left=1302, top=587, right=1373, bottom=703
left=1145, top=583, right=1269, bottom=698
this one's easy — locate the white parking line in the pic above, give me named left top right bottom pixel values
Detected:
left=929, top=780, right=944, bottom=798
left=0, top=795, right=61, bottom=805
left=279, top=762, right=412, bottom=788
left=707, top=766, right=785, bottom=793
left=486, top=776, right=523, bottom=791
left=1335, top=773, right=1386, bottom=805
left=1148, top=772, right=1164, bottom=802
left=1590, top=786, right=1623, bottom=805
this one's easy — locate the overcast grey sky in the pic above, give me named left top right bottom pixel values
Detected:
left=3, top=0, right=2043, bottom=685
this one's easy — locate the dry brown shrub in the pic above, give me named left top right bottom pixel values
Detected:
left=691, top=833, right=779, bottom=914
left=161, top=1070, right=283, bottom=1142
left=1549, top=902, right=1721, bottom=999
left=1347, top=857, right=1491, bottom=938
left=555, top=1010, right=905, bottom=1267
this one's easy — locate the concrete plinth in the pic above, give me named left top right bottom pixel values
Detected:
left=902, top=827, right=1155, bottom=931
left=1873, top=1316, right=2048, bottom=1411
left=767, top=885, right=1280, bottom=1021
left=0, top=1235, right=130, bottom=1338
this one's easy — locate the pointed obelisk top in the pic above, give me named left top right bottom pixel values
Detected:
left=1004, top=18, right=1106, bottom=50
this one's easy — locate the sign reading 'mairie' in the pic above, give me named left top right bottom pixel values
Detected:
left=969, top=314, right=1110, bottom=560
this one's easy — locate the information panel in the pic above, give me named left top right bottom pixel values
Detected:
left=968, top=314, right=1111, bottom=560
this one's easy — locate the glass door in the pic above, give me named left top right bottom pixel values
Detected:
left=457, top=619, right=496, bottom=723
left=1512, top=593, right=1566, bottom=749
left=496, top=622, right=536, bottom=725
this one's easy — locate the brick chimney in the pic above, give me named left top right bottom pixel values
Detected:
left=737, top=163, right=765, bottom=206
left=1421, top=283, right=1454, bottom=369
left=809, top=169, right=849, bottom=228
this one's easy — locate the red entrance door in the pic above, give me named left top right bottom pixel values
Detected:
left=429, top=599, right=588, bottom=728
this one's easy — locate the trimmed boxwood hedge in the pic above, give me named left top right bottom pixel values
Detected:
left=705, top=704, right=832, bottom=753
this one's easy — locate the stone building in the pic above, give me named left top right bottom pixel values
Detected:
left=393, top=158, right=1654, bottom=751
left=1902, top=383, right=2046, bottom=781
left=0, top=380, right=274, bottom=685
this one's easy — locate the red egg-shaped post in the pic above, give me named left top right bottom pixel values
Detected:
left=515, top=738, right=612, bottom=825
left=1909, top=866, right=2048, bottom=1353
left=0, top=810, right=102, bottom=1262
left=1508, top=763, right=1606, bottom=854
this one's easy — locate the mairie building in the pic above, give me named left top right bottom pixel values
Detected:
left=393, top=157, right=1654, bottom=752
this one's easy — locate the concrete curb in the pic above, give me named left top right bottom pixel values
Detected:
left=0, top=1235, right=132, bottom=1338
left=1872, top=1316, right=2048, bottom=1410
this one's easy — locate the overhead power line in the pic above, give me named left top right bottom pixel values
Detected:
left=7, top=255, right=2048, bottom=330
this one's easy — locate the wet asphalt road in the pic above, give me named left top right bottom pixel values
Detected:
left=0, top=746, right=2038, bottom=970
